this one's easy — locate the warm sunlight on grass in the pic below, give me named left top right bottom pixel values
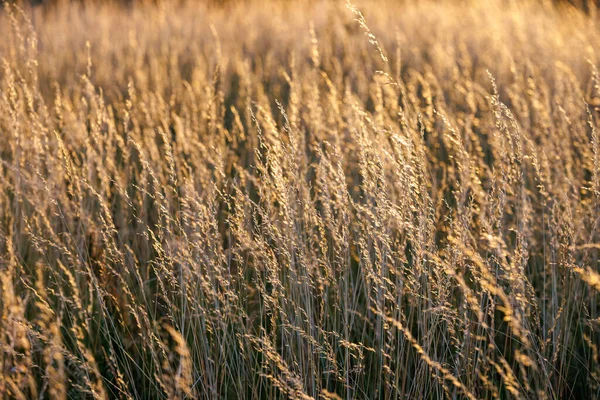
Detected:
left=1, top=0, right=600, bottom=398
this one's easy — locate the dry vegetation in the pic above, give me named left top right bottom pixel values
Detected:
left=1, top=0, right=600, bottom=398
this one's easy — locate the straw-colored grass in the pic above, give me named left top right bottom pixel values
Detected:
left=1, top=0, right=600, bottom=398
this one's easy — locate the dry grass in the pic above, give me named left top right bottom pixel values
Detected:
left=1, top=0, right=600, bottom=398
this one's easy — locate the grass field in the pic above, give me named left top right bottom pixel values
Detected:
left=1, top=0, right=600, bottom=398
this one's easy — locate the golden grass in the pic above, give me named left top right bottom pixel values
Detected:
left=1, top=0, right=600, bottom=398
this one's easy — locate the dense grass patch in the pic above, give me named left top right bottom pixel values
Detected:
left=1, top=1, right=600, bottom=398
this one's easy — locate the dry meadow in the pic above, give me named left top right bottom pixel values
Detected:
left=1, top=0, right=600, bottom=398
